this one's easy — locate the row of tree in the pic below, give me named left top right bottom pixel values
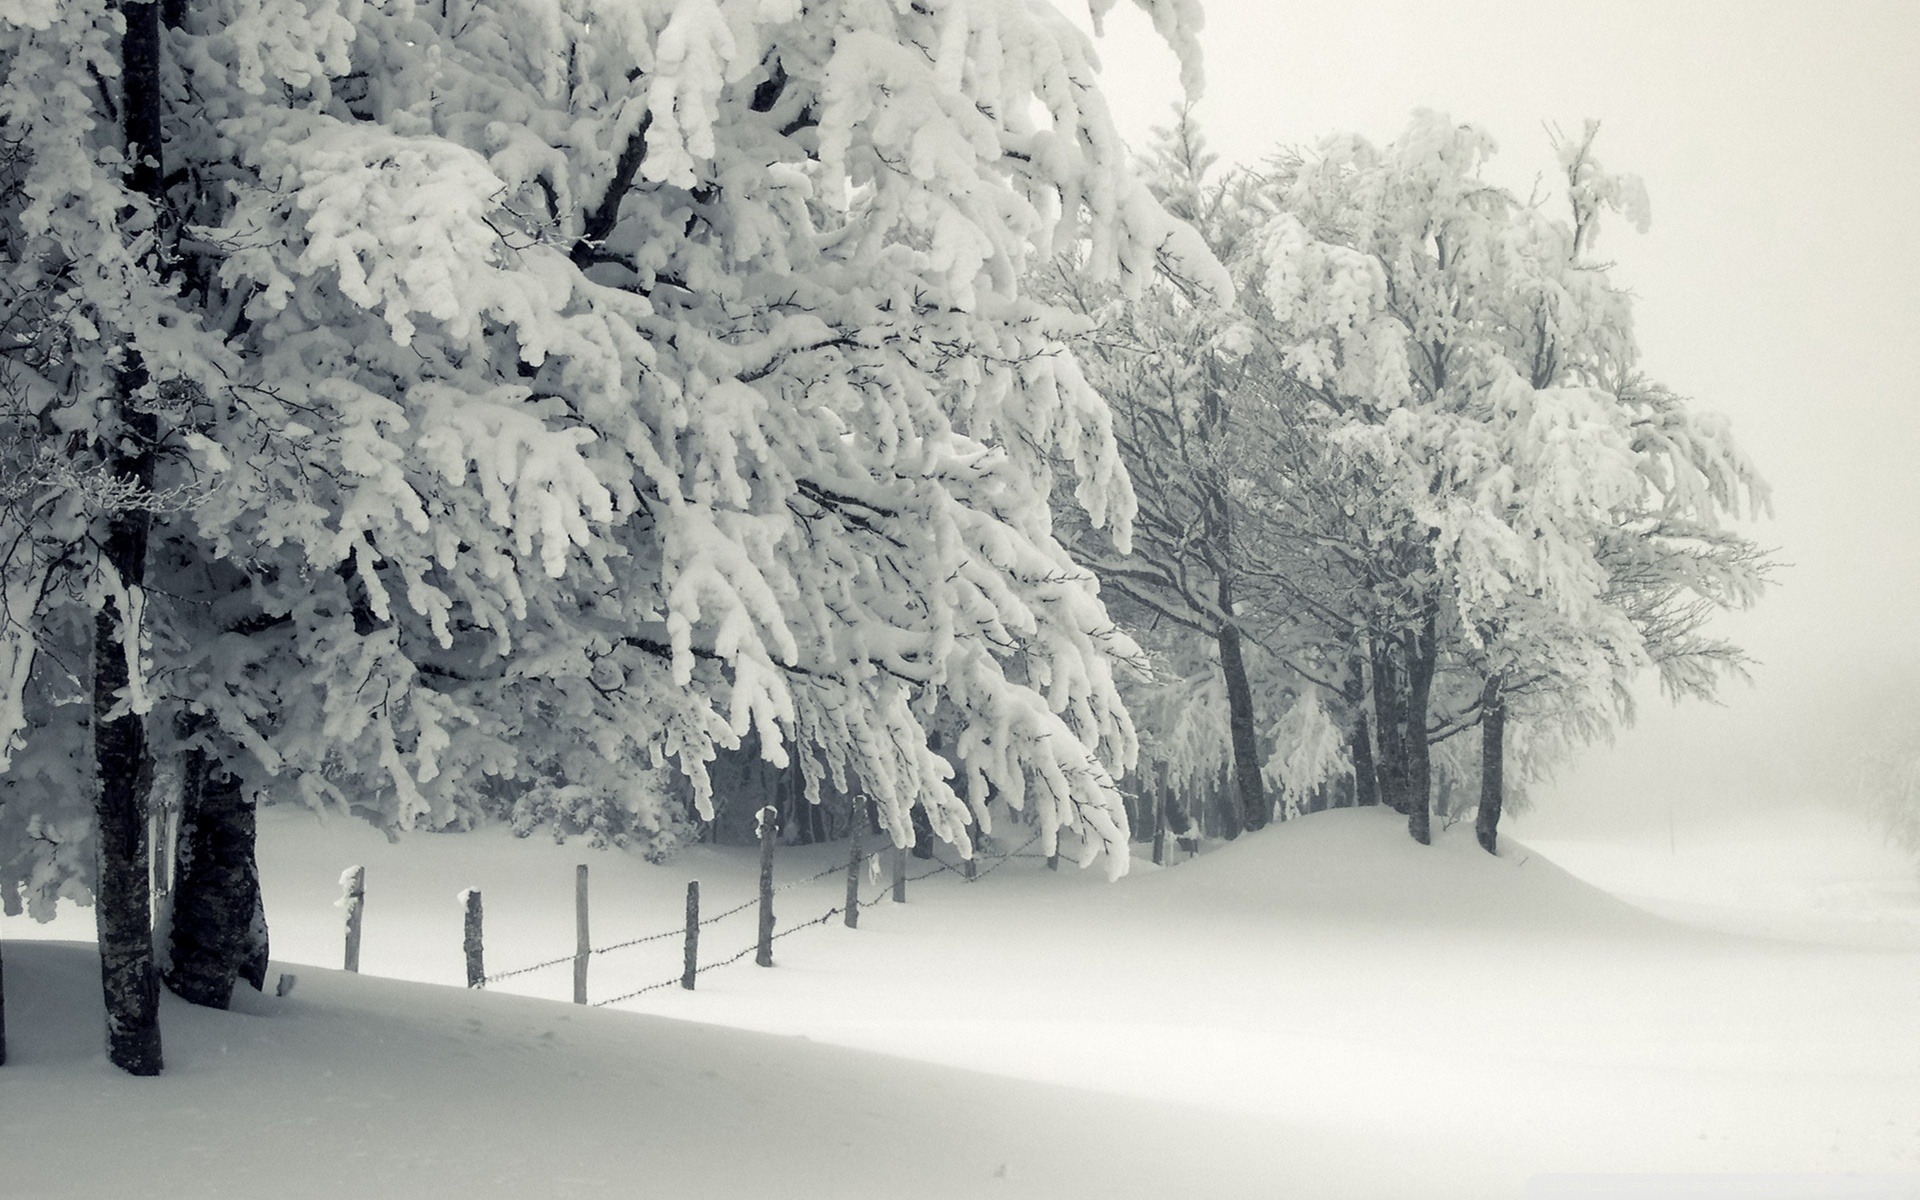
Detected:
left=0, top=0, right=1210, bottom=1073
left=0, top=1, right=1771, bottom=1078
left=1048, top=109, right=1769, bottom=853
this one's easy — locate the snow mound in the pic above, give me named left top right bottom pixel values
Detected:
left=1129, top=808, right=1681, bottom=936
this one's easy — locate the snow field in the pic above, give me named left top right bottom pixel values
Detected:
left=5, top=805, right=1919, bottom=1198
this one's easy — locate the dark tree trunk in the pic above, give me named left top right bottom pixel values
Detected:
left=778, top=762, right=799, bottom=845
left=1369, top=639, right=1409, bottom=815
left=1350, top=710, right=1380, bottom=808
left=788, top=756, right=825, bottom=846
left=909, top=803, right=934, bottom=859
left=165, top=747, right=268, bottom=1008
left=92, top=394, right=165, bottom=1074
left=1476, top=679, right=1506, bottom=855
left=1343, top=654, right=1379, bottom=809
left=1404, top=613, right=1439, bottom=847
left=1151, top=760, right=1168, bottom=865
left=89, top=0, right=169, bottom=1078
left=1215, top=622, right=1265, bottom=835
left=93, top=614, right=161, bottom=1074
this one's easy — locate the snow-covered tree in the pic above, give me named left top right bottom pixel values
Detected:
left=1248, top=113, right=1769, bottom=847
left=3, top=0, right=1213, bottom=1068
left=1854, top=717, right=1920, bottom=866
left=1054, top=110, right=1768, bottom=854
left=172, top=0, right=1219, bottom=865
left=0, top=0, right=233, bottom=1073
left=1042, top=109, right=1282, bottom=834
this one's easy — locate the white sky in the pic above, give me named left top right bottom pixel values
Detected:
left=1069, top=1, right=1920, bottom=826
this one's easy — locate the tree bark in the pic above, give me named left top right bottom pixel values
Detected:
left=165, top=746, right=268, bottom=1008
left=1369, top=639, right=1409, bottom=815
left=908, top=803, right=934, bottom=859
left=93, top=618, right=161, bottom=1074
left=1350, top=710, right=1380, bottom=808
left=1404, top=612, right=1438, bottom=847
left=1215, top=621, right=1264, bottom=835
left=1151, top=760, right=1167, bottom=866
left=90, top=0, right=167, bottom=1078
left=1476, top=678, right=1506, bottom=855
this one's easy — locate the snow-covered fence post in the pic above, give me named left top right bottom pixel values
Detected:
left=1048, top=847, right=1060, bottom=871
left=340, top=866, right=365, bottom=973
left=891, top=845, right=906, bottom=903
left=844, top=796, right=864, bottom=929
left=964, top=852, right=977, bottom=881
left=682, top=881, right=699, bottom=990
left=461, top=889, right=484, bottom=988
left=573, top=864, right=590, bottom=1005
left=756, top=806, right=777, bottom=967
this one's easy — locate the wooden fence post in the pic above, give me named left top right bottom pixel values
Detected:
left=891, top=844, right=906, bottom=903
left=756, top=805, right=777, bottom=967
left=682, top=880, right=699, bottom=990
left=964, top=852, right=977, bottom=881
left=573, top=864, right=589, bottom=1005
left=462, top=888, right=484, bottom=988
left=843, top=796, right=863, bottom=929
left=1047, top=846, right=1060, bottom=871
left=341, top=865, right=365, bottom=973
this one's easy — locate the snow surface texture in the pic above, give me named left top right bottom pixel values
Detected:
left=5, top=807, right=1920, bottom=1198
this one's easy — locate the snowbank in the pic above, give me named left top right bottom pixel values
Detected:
left=5, top=805, right=1918, bottom=1197
left=0, top=939, right=1290, bottom=1199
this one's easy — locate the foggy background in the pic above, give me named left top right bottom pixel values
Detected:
left=1070, top=0, right=1920, bottom=837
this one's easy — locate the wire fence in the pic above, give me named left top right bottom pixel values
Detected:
left=476, top=829, right=1045, bottom=1005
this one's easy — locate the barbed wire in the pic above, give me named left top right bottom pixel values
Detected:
left=769, top=905, right=845, bottom=942
left=589, top=927, right=682, bottom=956
left=481, top=953, right=576, bottom=986
left=489, top=828, right=1050, bottom=991
left=848, top=887, right=892, bottom=913
left=592, top=939, right=761, bottom=1007
left=967, top=830, right=1042, bottom=880
left=904, top=858, right=954, bottom=882
left=690, top=894, right=760, bottom=929
left=591, top=976, right=682, bottom=1005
